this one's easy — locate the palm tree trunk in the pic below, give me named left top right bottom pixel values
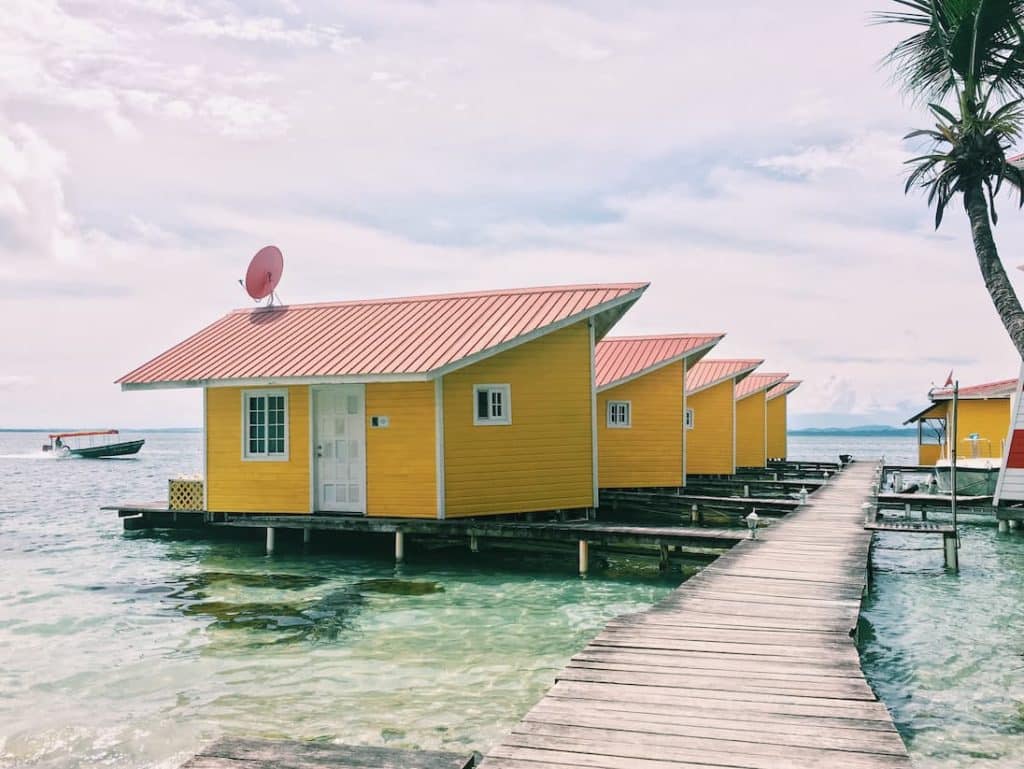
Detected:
left=963, top=182, right=1024, bottom=358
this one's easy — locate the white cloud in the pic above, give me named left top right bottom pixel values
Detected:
left=0, top=122, right=80, bottom=264
left=0, top=1, right=1021, bottom=428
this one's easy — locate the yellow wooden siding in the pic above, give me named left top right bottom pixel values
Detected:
left=206, top=385, right=310, bottom=513
left=952, top=399, right=1011, bottom=460
left=766, top=395, right=788, bottom=460
left=919, top=444, right=941, bottom=465
left=686, top=379, right=735, bottom=475
left=441, top=322, right=594, bottom=517
left=365, top=382, right=437, bottom=518
left=596, top=361, right=684, bottom=488
left=735, top=393, right=767, bottom=468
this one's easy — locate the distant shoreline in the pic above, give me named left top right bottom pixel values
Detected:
left=0, top=427, right=202, bottom=433
left=1, top=426, right=912, bottom=437
left=789, top=428, right=915, bottom=437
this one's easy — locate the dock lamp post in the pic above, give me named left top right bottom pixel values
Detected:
left=862, top=501, right=875, bottom=524
left=798, top=487, right=808, bottom=505
left=745, top=511, right=760, bottom=540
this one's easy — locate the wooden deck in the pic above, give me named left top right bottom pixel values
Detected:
left=181, top=737, right=477, bottom=768
left=480, top=461, right=911, bottom=769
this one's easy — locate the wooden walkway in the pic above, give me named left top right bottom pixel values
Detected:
left=480, top=461, right=911, bottom=769
left=181, top=737, right=476, bottom=768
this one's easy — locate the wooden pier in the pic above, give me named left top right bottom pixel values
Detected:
left=181, top=737, right=477, bottom=768
left=106, top=505, right=748, bottom=573
left=480, top=461, right=911, bottom=769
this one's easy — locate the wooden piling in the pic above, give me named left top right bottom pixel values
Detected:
left=395, top=530, right=405, bottom=562
left=578, top=540, right=589, bottom=576
left=943, top=531, right=959, bottom=571
left=265, top=527, right=275, bottom=555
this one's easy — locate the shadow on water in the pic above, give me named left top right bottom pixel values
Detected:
left=355, top=578, right=444, bottom=595
left=167, top=570, right=330, bottom=599
left=177, top=586, right=366, bottom=646
left=164, top=571, right=446, bottom=646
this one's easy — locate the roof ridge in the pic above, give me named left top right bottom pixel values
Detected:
left=601, top=333, right=725, bottom=342
left=694, top=358, right=765, bottom=366
left=229, top=281, right=651, bottom=315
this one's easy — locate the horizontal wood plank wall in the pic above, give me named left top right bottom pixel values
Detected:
left=953, top=399, right=1010, bottom=460
left=206, top=385, right=310, bottom=513
left=597, top=361, right=684, bottom=488
left=735, top=392, right=767, bottom=469
left=442, top=322, right=594, bottom=517
left=918, top=443, right=942, bottom=465
left=766, top=394, right=787, bottom=460
left=365, top=382, right=436, bottom=518
left=685, top=379, right=734, bottom=475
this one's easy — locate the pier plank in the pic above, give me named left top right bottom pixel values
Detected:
left=181, top=737, right=475, bottom=769
left=480, top=461, right=910, bottom=768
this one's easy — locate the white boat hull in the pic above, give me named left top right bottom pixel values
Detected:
left=934, top=459, right=1000, bottom=495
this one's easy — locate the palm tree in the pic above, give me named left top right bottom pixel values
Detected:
left=879, top=0, right=1024, bottom=357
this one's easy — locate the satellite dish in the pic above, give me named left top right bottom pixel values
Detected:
left=243, top=245, right=284, bottom=305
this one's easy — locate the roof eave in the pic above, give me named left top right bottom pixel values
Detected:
left=119, top=371, right=434, bottom=392
left=685, top=361, right=763, bottom=397
left=430, top=283, right=649, bottom=380
left=596, top=335, right=724, bottom=393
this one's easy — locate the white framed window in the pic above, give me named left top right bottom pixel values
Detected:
left=607, top=400, right=631, bottom=428
left=243, top=390, right=289, bottom=460
left=473, top=384, right=511, bottom=425
left=685, top=407, right=695, bottom=430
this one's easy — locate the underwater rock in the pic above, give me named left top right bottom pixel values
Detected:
left=355, top=578, right=444, bottom=596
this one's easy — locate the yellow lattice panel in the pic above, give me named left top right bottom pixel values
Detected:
left=168, top=478, right=204, bottom=511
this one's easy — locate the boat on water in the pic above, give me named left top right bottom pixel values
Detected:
left=933, top=457, right=1000, bottom=495
left=44, top=430, right=145, bottom=459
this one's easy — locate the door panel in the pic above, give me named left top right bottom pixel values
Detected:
left=315, top=385, right=366, bottom=513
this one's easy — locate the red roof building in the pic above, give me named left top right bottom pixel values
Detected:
left=593, top=333, right=724, bottom=489
left=119, top=282, right=648, bottom=520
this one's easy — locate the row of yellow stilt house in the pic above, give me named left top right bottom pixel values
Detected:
left=118, top=282, right=801, bottom=520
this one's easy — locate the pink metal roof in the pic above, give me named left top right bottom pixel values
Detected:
left=768, top=380, right=802, bottom=400
left=118, top=282, right=648, bottom=388
left=735, top=372, right=789, bottom=400
left=595, top=334, right=724, bottom=390
left=931, top=378, right=1017, bottom=400
left=685, top=359, right=763, bottom=396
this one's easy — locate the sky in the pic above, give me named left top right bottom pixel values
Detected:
left=2, top=0, right=1023, bottom=430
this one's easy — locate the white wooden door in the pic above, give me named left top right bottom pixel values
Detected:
left=314, top=385, right=366, bottom=513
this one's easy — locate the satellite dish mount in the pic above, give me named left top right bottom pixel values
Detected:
left=242, top=245, right=284, bottom=307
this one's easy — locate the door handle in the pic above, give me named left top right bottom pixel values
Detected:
left=316, top=444, right=323, bottom=458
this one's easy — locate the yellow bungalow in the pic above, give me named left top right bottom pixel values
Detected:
left=904, top=378, right=1014, bottom=466
left=766, top=380, right=802, bottom=461
left=684, top=359, right=763, bottom=476
left=734, top=371, right=788, bottom=469
left=593, top=333, right=724, bottom=488
left=117, top=282, right=648, bottom=519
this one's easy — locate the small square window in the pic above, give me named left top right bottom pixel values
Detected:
left=607, top=400, right=631, bottom=428
left=243, top=390, right=289, bottom=460
left=685, top=407, right=695, bottom=430
left=473, top=384, right=511, bottom=425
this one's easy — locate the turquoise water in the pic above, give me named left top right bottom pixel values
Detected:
left=0, top=431, right=679, bottom=768
left=792, top=434, right=1024, bottom=768
left=1, top=431, right=1021, bottom=768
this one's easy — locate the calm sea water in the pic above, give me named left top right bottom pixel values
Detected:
left=0, top=431, right=1021, bottom=768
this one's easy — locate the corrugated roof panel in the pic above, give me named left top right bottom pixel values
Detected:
left=735, top=372, right=789, bottom=400
left=767, top=380, right=802, bottom=400
left=595, top=334, right=725, bottom=389
left=118, top=282, right=648, bottom=387
left=931, top=378, right=1017, bottom=400
left=686, top=359, right=764, bottom=395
